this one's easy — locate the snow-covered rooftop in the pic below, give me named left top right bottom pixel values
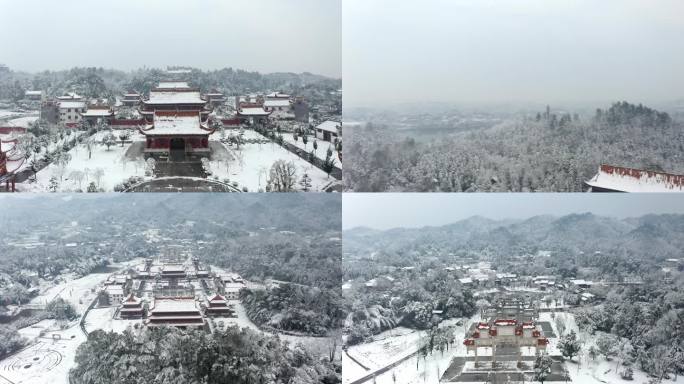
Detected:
left=316, top=120, right=341, bottom=133
left=586, top=164, right=684, bottom=192
left=143, top=111, right=211, bottom=136
left=151, top=298, right=199, bottom=313
left=58, top=101, right=86, bottom=109
left=209, top=294, right=226, bottom=303
left=224, top=282, right=244, bottom=290
left=264, top=99, right=291, bottom=108
left=157, top=81, right=190, bottom=89
left=25, top=90, right=42, bottom=95
left=146, top=90, right=205, bottom=105
left=162, top=264, right=186, bottom=272
left=238, top=107, right=271, bottom=116
left=57, top=92, right=83, bottom=100
left=81, top=109, right=113, bottom=117
left=266, top=91, right=290, bottom=98
left=105, top=285, right=124, bottom=295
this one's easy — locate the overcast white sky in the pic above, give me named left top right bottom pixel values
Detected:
left=343, top=0, right=684, bottom=107
left=343, top=193, right=684, bottom=229
left=0, top=0, right=340, bottom=77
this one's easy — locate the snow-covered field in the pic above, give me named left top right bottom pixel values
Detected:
left=0, top=336, right=84, bottom=384
left=29, top=271, right=111, bottom=314
left=209, top=129, right=336, bottom=191
left=18, top=131, right=147, bottom=192
left=5, top=115, right=39, bottom=127
left=0, top=110, right=37, bottom=121
left=343, top=318, right=472, bottom=384
left=83, top=307, right=142, bottom=334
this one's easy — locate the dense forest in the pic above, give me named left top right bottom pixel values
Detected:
left=241, top=284, right=343, bottom=336
left=70, top=326, right=340, bottom=384
left=344, top=268, right=476, bottom=345
left=574, top=282, right=684, bottom=379
left=199, top=232, right=341, bottom=290
left=345, top=102, right=684, bottom=191
left=0, top=65, right=341, bottom=108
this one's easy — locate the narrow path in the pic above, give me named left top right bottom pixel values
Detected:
left=277, top=139, right=342, bottom=180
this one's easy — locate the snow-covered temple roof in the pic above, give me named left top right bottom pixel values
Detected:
left=141, top=111, right=212, bottom=136
left=266, top=91, right=290, bottom=99
left=264, top=99, right=291, bottom=108
left=57, top=92, right=83, bottom=100
left=150, top=297, right=199, bottom=313
left=146, top=90, right=205, bottom=105
left=157, top=81, right=190, bottom=89
left=585, top=164, right=684, bottom=192
left=81, top=108, right=113, bottom=117
left=238, top=106, right=271, bottom=116
left=1, top=138, right=25, bottom=175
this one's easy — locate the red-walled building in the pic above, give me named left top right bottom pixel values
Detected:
left=138, top=82, right=214, bottom=159
left=146, top=297, right=204, bottom=328
left=204, top=294, right=235, bottom=317
left=139, top=111, right=215, bottom=157
left=119, top=294, right=144, bottom=319
left=0, top=137, right=25, bottom=192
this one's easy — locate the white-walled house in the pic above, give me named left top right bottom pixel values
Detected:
left=58, top=101, right=87, bottom=125
left=315, top=120, right=341, bottom=142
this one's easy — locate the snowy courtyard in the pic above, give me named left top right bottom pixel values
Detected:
left=208, top=129, right=337, bottom=192
left=17, top=130, right=147, bottom=192
left=14, top=128, right=337, bottom=192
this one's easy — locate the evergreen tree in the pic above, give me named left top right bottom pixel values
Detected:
left=558, top=330, right=581, bottom=361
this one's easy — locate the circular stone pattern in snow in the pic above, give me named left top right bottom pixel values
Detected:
left=0, top=345, right=63, bottom=374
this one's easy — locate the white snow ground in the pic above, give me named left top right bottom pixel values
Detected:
left=18, top=131, right=147, bottom=192
left=209, top=129, right=336, bottom=191
left=343, top=310, right=682, bottom=384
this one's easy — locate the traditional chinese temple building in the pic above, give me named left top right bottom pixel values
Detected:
left=80, top=105, right=114, bottom=126
left=121, top=91, right=141, bottom=107
left=160, top=264, right=187, bottom=279
left=139, top=111, right=215, bottom=159
left=237, top=103, right=271, bottom=127
left=140, top=81, right=208, bottom=119
left=585, top=164, right=684, bottom=192
left=119, top=294, right=144, bottom=319
left=146, top=297, right=204, bottom=328
left=463, top=299, right=548, bottom=367
left=138, top=82, right=214, bottom=159
left=204, top=294, right=235, bottom=317
left=0, top=136, right=25, bottom=192
left=205, top=90, right=226, bottom=108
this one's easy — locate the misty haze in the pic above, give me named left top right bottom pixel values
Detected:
left=343, top=0, right=684, bottom=192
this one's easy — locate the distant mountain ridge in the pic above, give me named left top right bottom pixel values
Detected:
left=344, top=213, right=684, bottom=260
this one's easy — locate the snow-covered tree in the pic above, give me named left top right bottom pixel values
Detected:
left=145, top=157, right=156, bottom=177
left=267, top=160, right=297, bottom=192
left=299, top=172, right=312, bottom=192
left=533, top=353, right=553, bottom=384
left=558, top=330, right=581, bottom=361
left=101, top=131, right=116, bottom=151
left=48, top=177, right=59, bottom=192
